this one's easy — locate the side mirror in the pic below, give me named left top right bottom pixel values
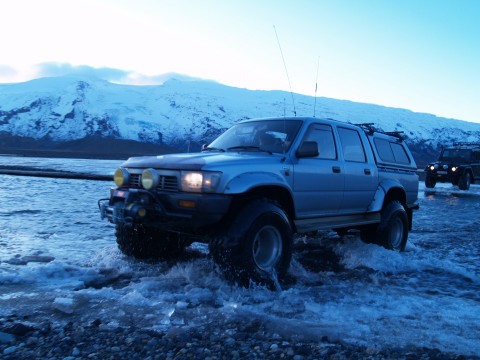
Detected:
left=296, top=141, right=319, bottom=158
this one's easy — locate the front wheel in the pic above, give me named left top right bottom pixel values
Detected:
left=458, top=172, right=471, bottom=190
left=360, top=201, right=408, bottom=251
left=210, top=199, right=293, bottom=287
left=115, top=224, right=188, bottom=260
left=425, top=175, right=436, bottom=188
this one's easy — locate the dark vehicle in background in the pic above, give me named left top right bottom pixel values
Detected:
left=424, top=143, right=480, bottom=190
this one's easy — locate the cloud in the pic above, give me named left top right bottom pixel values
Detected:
left=34, top=63, right=130, bottom=82
left=0, top=65, right=17, bottom=77
left=0, top=62, right=217, bottom=86
left=32, top=62, right=214, bottom=86
left=0, top=65, right=21, bottom=82
left=117, top=72, right=214, bottom=85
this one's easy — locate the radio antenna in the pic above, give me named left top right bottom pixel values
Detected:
left=273, top=25, right=296, bottom=116
left=313, top=56, right=320, bottom=117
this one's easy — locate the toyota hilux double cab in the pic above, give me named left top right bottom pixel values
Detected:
left=99, top=117, right=419, bottom=286
left=424, top=143, right=480, bottom=190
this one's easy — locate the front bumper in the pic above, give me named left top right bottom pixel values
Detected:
left=99, top=187, right=232, bottom=231
left=425, top=170, right=458, bottom=183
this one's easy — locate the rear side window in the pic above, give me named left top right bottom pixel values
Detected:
left=391, top=143, right=410, bottom=164
left=374, top=138, right=410, bottom=164
left=374, top=138, right=395, bottom=162
left=338, top=127, right=366, bottom=162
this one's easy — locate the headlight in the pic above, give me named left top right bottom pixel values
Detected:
left=451, top=166, right=457, bottom=172
left=181, top=171, right=221, bottom=193
left=114, top=167, right=129, bottom=187
left=141, top=168, right=159, bottom=190
left=429, top=165, right=435, bottom=171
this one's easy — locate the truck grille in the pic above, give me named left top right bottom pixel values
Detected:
left=157, top=176, right=178, bottom=191
left=128, top=174, right=141, bottom=187
left=127, top=172, right=178, bottom=192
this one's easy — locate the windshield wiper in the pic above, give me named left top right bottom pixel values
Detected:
left=201, top=146, right=225, bottom=152
left=227, top=146, right=272, bottom=154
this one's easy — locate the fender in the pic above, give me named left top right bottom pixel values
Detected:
left=224, top=171, right=292, bottom=195
left=368, top=179, right=406, bottom=212
left=457, top=166, right=471, bottom=175
left=222, top=199, right=291, bottom=248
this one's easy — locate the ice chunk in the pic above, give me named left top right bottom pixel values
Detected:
left=53, top=297, right=75, bottom=314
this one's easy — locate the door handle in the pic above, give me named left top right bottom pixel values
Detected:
left=332, top=166, right=341, bottom=173
left=364, top=168, right=371, bottom=175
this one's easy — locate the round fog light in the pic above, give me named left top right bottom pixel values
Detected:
left=114, top=168, right=129, bottom=187
left=142, top=168, right=159, bottom=190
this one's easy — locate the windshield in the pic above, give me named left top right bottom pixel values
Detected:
left=440, top=149, right=472, bottom=161
left=206, top=120, right=302, bottom=154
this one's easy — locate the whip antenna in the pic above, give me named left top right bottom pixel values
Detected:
left=313, top=56, right=320, bottom=117
left=273, top=25, right=296, bottom=116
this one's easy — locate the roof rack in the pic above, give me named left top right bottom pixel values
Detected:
left=384, top=131, right=405, bottom=139
left=453, top=142, right=480, bottom=148
left=354, top=123, right=405, bottom=140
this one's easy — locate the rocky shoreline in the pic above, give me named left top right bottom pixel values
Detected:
left=1, top=314, right=478, bottom=360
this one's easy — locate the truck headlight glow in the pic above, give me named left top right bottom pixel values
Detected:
left=114, top=167, right=129, bottom=187
left=451, top=166, right=457, bottom=172
left=141, top=168, right=159, bottom=190
left=181, top=171, right=221, bottom=193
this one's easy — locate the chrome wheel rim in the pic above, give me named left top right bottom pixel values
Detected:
left=252, top=225, right=283, bottom=271
left=390, top=217, right=404, bottom=250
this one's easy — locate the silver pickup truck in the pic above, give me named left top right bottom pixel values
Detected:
left=99, top=117, right=419, bottom=286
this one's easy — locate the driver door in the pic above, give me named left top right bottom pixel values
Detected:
left=293, top=123, right=344, bottom=217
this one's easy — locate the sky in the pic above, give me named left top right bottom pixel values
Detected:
left=0, top=0, right=479, bottom=123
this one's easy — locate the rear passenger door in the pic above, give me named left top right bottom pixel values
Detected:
left=293, top=123, right=344, bottom=217
left=336, top=127, right=377, bottom=214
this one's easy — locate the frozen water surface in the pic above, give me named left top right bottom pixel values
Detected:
left=0, top=156, right=479, bottom=356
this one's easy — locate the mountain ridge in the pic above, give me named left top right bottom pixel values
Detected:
left=1, top=75, right=479, bottom=165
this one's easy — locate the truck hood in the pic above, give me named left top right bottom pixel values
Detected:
left=430, top=160, right=454, bottom=167
left=121, top=152, right=285, bottom=171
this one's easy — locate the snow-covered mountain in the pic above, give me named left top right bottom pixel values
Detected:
left=1, top=75, right=479, bottom=165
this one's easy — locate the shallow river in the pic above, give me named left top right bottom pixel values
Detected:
left=0, top=156, right=479, bottom=356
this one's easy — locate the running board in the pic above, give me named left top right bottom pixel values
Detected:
left=294, top=213, right=381, bottom=233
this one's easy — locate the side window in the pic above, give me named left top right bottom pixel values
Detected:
left=374, top=138, right=395, bottom=162
left=338, top=127, right=366, bottom=162
left=374, top=138, right=410, bottom=164
left=391, top=143, right=410, bottom=164
left=303, top=124, right=337, bottom=159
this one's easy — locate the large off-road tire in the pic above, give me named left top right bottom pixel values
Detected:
left=360, top=201, right=408, bottom=251
left=209, top=199, right=293, bottom=287
left=115, top=224, right=187, bottom=260
left=458, top=172, right=471, bottom=190
left=425, top=175, right=436, bottom=188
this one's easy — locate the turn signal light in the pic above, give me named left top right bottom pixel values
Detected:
left=179, top=200, right=196, bottom=209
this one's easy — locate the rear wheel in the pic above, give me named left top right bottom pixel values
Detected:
left=360, top=201, right=408, bottom=251
left=458, top=172, right=471, bottom=190
left=210, top=199, right=293, bottom=287
left=116, top=224, right=187, bottom=260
